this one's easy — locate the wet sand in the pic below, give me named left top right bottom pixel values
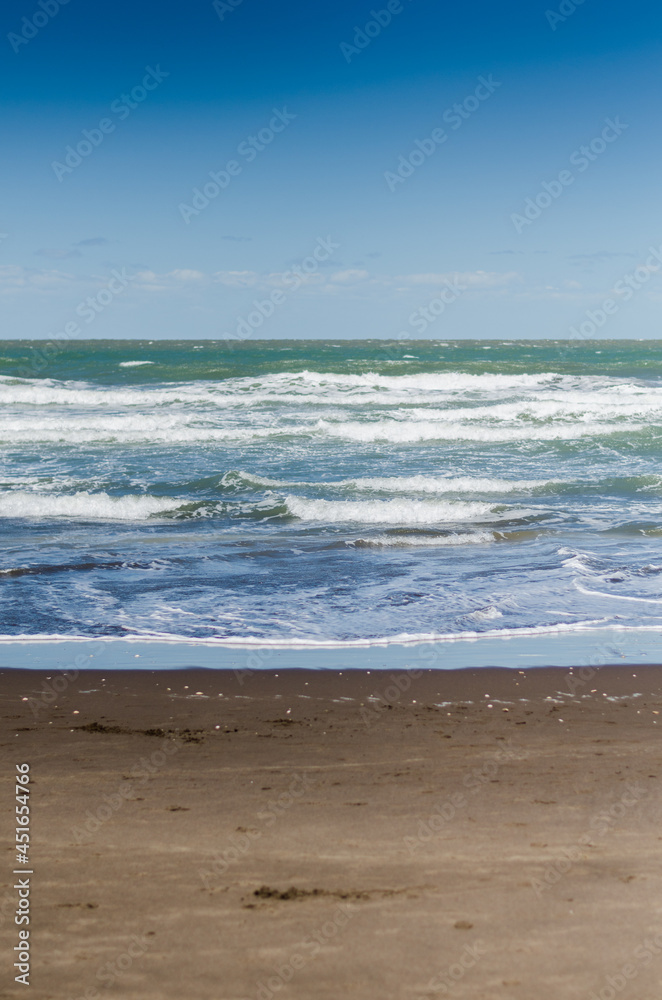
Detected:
left=1, top=664, right=662, bottom=999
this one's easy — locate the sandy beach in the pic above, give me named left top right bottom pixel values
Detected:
left=1, top=663, right=661, bottom=999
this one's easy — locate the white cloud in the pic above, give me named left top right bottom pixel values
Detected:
left=0, top=265, right=29, bottom=290
left=399, top=270, right=521, bottom=289
left=133, top=270, right=169, bottom=292
left=0, top=262, right=526, bottom=303
left=133, top=268, right=209, bottom=292
left=266, top=271, right=324, bottom=288
left=170, top=268, right=206, bottom=282
left=0, top=265, right=76, bottom=294
left=328, top=268, right=370, bottom=284
left=213, top=270, right=259, bottom=287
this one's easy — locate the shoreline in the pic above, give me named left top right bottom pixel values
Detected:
left=1, top=625, right=661, bottom=672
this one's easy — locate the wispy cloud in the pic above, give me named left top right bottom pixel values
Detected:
left=0, top=265, right=76, bottom=294
left=0, top=262, right=526, bottom=302
left=212, top=270, right=259, bottom=288
left=130, top=268, right=206, bottom=291
left=169, top=268, right=206, bottom=282
left=328, top=268, right=370, bottom=284
left=34, top=238, right=112, bottom=259
left=568, top=251, right=636, bottom=263
left=35, top=248, right=82, bottom=260
left=132, top=266, right=524, bottom=296
left=399, top=270, right=521, bottom=289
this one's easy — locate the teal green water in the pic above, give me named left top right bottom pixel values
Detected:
left=1, top=338, right=662, bottom=649
left=4, top=337, right=662, bottom=383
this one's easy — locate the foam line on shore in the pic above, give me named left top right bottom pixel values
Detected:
left=1, top=626, right=660, bottom=672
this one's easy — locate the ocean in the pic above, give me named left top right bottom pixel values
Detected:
left=1, top=338, right=662, bottom=663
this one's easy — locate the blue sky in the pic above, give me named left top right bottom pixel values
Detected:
left=2, top=0, right=661, bottom=339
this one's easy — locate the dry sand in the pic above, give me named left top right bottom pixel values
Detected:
left=1, top=664, right=662, bottom=999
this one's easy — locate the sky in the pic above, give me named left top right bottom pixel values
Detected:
left=1, top=0, right=661, bottom=340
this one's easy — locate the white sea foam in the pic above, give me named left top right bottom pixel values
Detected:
left=0, top=619, right=617, bottom=648
left=3, top=370, right=659, bottom=413
left=118, top=361, right=156, bottom=367
left=399, top=395, right=662, bottom=422
left=0, top=405, right=650, bottom=445
left=349, top=530, right=495, bottom=546
left=228, top=471, right=552, bottom=493
left=284, top=495, right=512, bottom=524
left=342, top=475, right=551, bottom=493
left=466, top=606, right=504, bottom=621
left=0, top=491, right=178, bottom=520
left=0, top=414, right=278, bottom=444
left=573, top=581, right=662, bottom=604
left=316, top=419, right=645, bottom=444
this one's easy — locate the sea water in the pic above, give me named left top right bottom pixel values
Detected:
left=1, top=338, right=661, bottom=662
